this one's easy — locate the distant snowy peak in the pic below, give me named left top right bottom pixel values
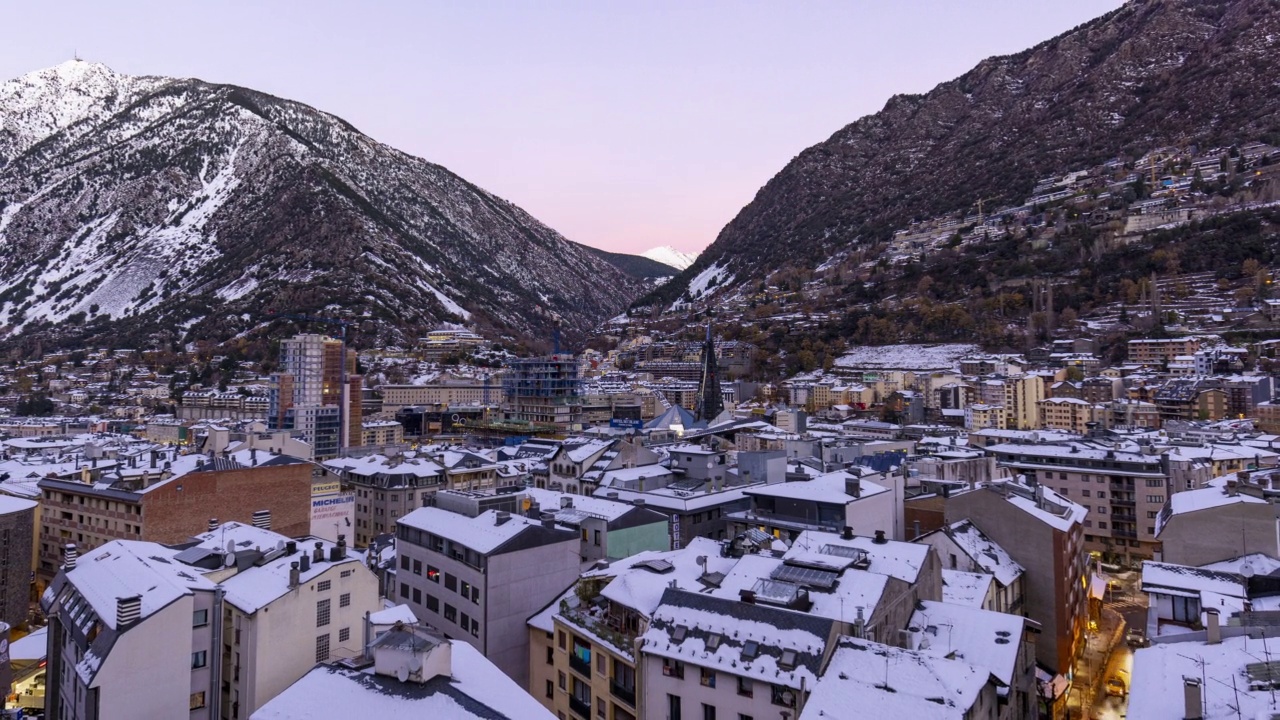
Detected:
left=641, top=246, right=698, bottom=271
left=0, top=60, right=164, bottom=163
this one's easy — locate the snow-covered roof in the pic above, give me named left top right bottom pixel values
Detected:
left=833, top=344, right=981, bottom=372
left=369, top=604, right=420, bottom=626
left=0, top=493, right=37, bottom=514
left=742, top=470, right=889, bottom=504
left=941, top=569, right=993, bottom=608
left=909, top=601, right=1026, bottom=685
left=590, top=538, right=732, bottom=617
left=398, top=507, right=570, bottom=556
left=941, top=520, right=1023, bottom=586
left=1165, top=480, right=1267, bottom=521
left=641, top=588, right=833, bottom=691
left=786, top=530, right=930, bottom=584
left=9, top=625, right=48, bottom=661
left=1128, top=635, right=1276, bottom=720
left=709, top=553, right=890, bottom=623
left=524, top=486, right=646, bottom=523
left=802, top=637, right=987, bottom=720
left=250, top=640, right=554, bottom=720
left=65, top=541, right=214, bottom=630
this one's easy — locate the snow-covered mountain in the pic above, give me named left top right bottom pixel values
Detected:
left=0, top=60, right=646, bottom=351
left=640, top=246, right=698, bottom=271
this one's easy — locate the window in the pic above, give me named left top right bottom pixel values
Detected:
left=399, top=582, right=409, bottom=598
left=738, top=716, right=753, bottom=720
left=412, top=588, right=422, bottom=604
left=597, top=697, right=606, bottom=718
left=771, top=684, right=796, bottom=708
left=1058, top=488, right=1068, bottom=496
left=1146, top=478, right=1164, bottom=487
left=340, top=592, right=351, bottom=608
left=1147, top=511, right=1159, bottom=519
left=426, top=594, right=439, bottom=613
left=1171, top=594, right=1201, bottom=623
left=597, top=650, right=605, bottom=674
left=700, top=667, right=716, bottom=688
left=547, top=646, right=555, bottom=665
left=445, top=573, right=458, bottom=592
left=317, top=599, right=331, bottom=627
left=190, top=692, right=206, bottom=711
left=668, top=694, right=682, bottom=720
left=316, top=634, right=330, bottom=662
left=461, top=580, right=471, bottom=598
left=702, top=704, right=716, bottom=720
left=1097, top=506, right=1107, bottom=515
left=572, top=676, right=592, bottom=708
left=1147, top=495, right=1165, bottom=503
left=340, top=569, right=353, bottom=578
left=1097, top=491, right=1106, bottom=499
left=471, top=586, right=480, bottom=603
left=193, top=609, right=208, bottom=627
left=1148, top=526, right=1156, bottom=535
left=1081, top=489, right=1090, bottom=498
left=427, top=565, right=440, bottom=582
left=461, top=612, right=470, bottom=631
left=1084, top=520, right=1092, bottom=527
left=400, top=555, right=410, bottom=570
left=558, top=630, right=567, bottom=650
left=737, top=676, right=753, bottom=697
left=191, top=650, right=207, bottom=669
left=662, top=658, right=685, bottom=679
left=413, top=559, right=422, bottom=575
left=317, top=580, right=331, bottom=592
left=1098, top=522, right=1107, bottom=530
left=546, top=680, right=555, bottom=699
left=559, top=671, right=567, bottom=690
left=339, top=627, right=350, bottom=643
left=444, top=603, right=457, bottom=623
left=593, top=530, right=602, bottom=546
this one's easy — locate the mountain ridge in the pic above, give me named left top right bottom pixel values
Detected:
left=0, top=61, right=646, bottom=354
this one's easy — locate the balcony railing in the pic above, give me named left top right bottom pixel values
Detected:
left=569, top=695, right=592, bottom=719
left=611, top=680, right=636, bottom=707
left=1110, top=498, right=1135, bottom=507
left=1111, top=514, right=1137, bottom=522
left=1112, top=528, right=1138, bottom=539
left=569, top=653, right=591, bottom=678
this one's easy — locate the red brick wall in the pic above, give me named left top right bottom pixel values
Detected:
left=141, top=463, right=313, bottom=543
left=904, top=495, right=947, bottom=539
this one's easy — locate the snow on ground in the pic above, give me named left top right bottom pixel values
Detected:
left=685, top=261, right=732, bottom=300
left=641, top=245, right=698, bottom=271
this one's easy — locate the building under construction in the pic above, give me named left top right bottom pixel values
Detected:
left=695, top=324, right=724, bottom=422
left=501, top=355, right=582, bottom=429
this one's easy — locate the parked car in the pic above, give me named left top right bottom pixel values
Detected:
left=1106, top=675, right=1128, bottom=698
left=1126, top=626, right=1149, bottom=648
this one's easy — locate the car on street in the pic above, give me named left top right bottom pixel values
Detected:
left=1106, top=675, right=1128, bottom=698
left=1126, top=627, right=1148, bottom=648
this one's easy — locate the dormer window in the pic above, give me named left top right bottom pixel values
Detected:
left=779, top=649, right=797, bottom=671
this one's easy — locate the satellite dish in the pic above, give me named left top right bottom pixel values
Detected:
left=409, top=656, right=423, bottom=673
left=396, top=665, right=409, bottom=683
left=223, top=553, right=235, bottom=568
left=1243, top=562, right=1256, bottom=578
left=276, top=540, right=286, bottom=553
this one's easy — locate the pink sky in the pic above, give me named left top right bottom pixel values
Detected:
left=1, top=1, right=1122, bottom=255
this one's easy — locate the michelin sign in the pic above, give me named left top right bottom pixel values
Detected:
left=310, top=479, right=355, bottom=543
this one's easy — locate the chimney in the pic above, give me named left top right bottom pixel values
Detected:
left=252, top=510, right=271, bottom=530
left=873, top=530, right=887, bottom=544
left=150, top=451, right=157, bottom=469
left=337, top=535, right=347, bottom=560
left=1205, top=608, right=1221, bottom=645
left=495, top=511, right=512, bottom=526
left=853, top=606, right=866, bottom=639
left=300, top=553, right=311, bottom=573
left=116, top=595, right=142, bottom=628
left=845, top=476, right=861, bottom=499
left=251, top=448, right=258, bottom=466
left=64, top=543, right=78, bottom=570
left=1184, top=678, right=1203, bottom=720
left=329, top=546, right=341, bottom=562
left=207, top=518, right=219, bottom=532
left=541, top=516, right=557, bottom=529
left=286, top=541, right=297, bottom=556
left=739, top=589, right=756, bottom=604
left=313, top=541, right=325, bottom=563
left=632, top=498, right=646, bottom=507
left=841, top=526, right=854, bottom=541
left=289, top=561, right=301, bottom=588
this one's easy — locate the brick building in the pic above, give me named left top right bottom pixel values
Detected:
left=36, top=448, right=312, bottom=578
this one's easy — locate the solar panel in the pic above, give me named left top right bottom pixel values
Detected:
left=752, top=578, right=801, bottom=604
left=668, top=477, right=707, bottom=492
left=635, top=559, right=675, bottom=574
left=771, top=564, right=839, bottom=590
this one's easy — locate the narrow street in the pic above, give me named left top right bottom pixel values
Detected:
left=1063, top=570, right=1146, bottom=720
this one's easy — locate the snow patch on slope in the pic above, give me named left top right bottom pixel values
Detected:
left=687, top=262, right=732, bottom=299
left=642, top=245, right=698, bottom=271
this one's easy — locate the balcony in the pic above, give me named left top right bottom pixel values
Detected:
left=569, top=695, right=592, bottom=719
left=1111, top=513, right=1137, bottom=523
left=611, top=680, right=636, bottom=707
left=569, top=653, right=591, bottom=678
left=1110, top=498, right=1135, bottom=507
left=1112, top=528, right=1138, bottom=539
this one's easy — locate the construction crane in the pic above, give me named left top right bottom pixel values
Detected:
left=267, top=312, right=356, bottom=455
left=974, top=196, right=1001, bottom=223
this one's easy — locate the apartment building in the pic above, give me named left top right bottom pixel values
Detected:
left=41, top=524, right=379, bottom=720
left=323, top=454, right=445, bottom=548
left=268, top=334, right=362, bottom=457
left=359, top=420, right=404, bottom=448
left=380, top=378, right=491, bottom=412
left=36, top=449, right=312, bottom=578
left=1037, top=397, right=1104, bottom=434
left=1127, top=337, right=1201, bottom=365
left=984, top=442, right=1170, bottom=563
left=943, top=481, right=1088, bottom=676
left=395, top=505, right=579, bottom=687
left=0, top=495, right=37, bottom=628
